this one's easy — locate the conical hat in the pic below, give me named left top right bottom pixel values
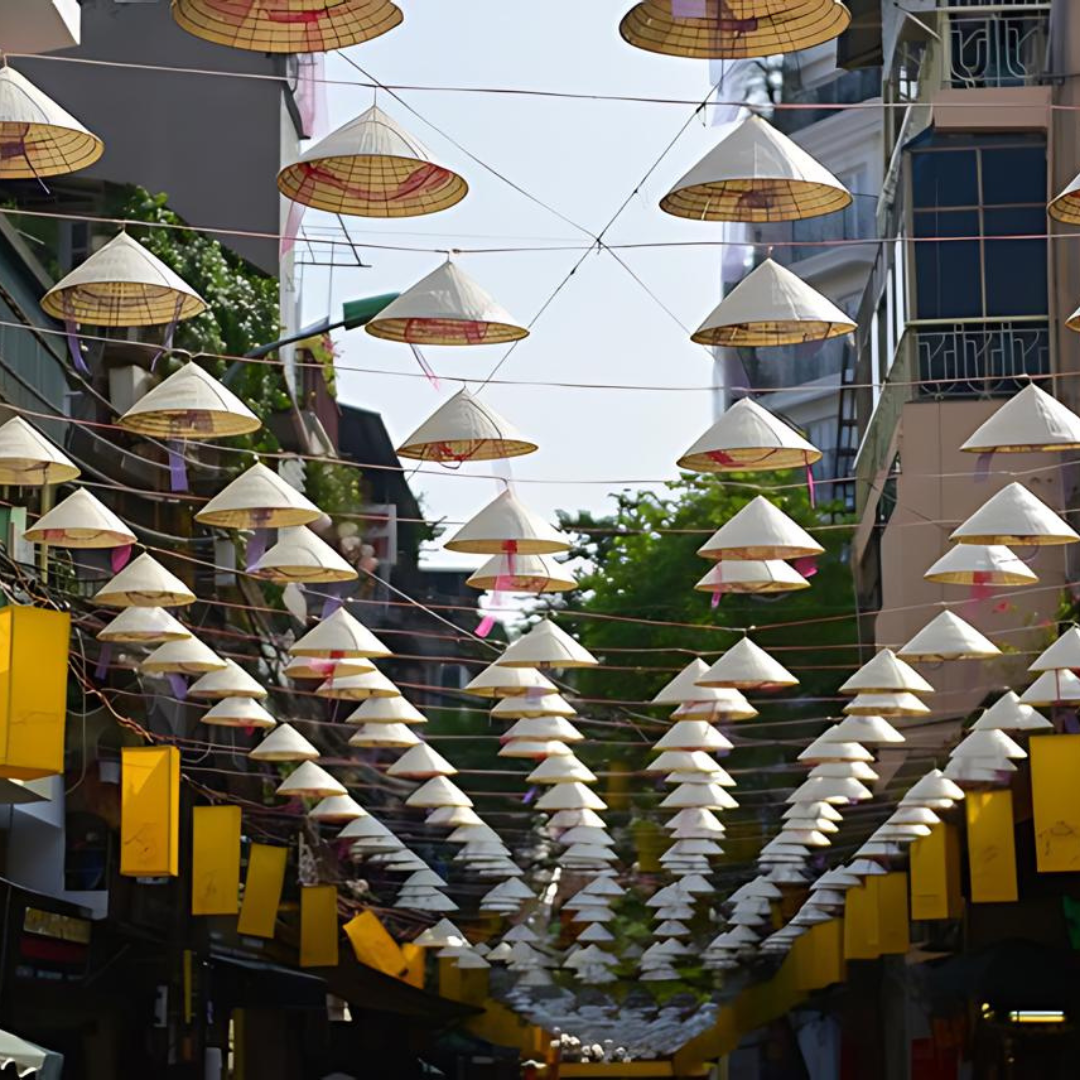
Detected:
left=653, top=720, right=733, bottom=752
left=397, top=388, right=536, bottom=463
left=97, top=605, right=190, bottom=644
left=405, top=776, right=473, bottom=809
left=824, top=714, right=904, bottom=745
left=1029, top=627, right=1080, bottom=672
left=310, top=794, right=366, bottom=822
left=788, top=776, right=871, bottom=804
left=798, top=737, right=873, bottom=764
left=497, top=619, right=598, bottom=669
left=467, top=552, right=575, bottom=594
left=445, top=490, right=569, bottom=555
left=679, top=398, right=820, bottom=473
left=249, top=723, right=319, bottom=762
left=661, top=114, right=851, bottom=222
left=652, top=659, right=712, bottom=704
left=42, top=232, right=206, bottom=327
left=952, top=729, right=1026, bottom=761
left=426, top=807, right=483, bottom=831
left=671, top=688, right=758, bottom=721
left=535, top=782, right=607, bottom=812
left=250, top=526, right=357, bottom=584
left=839, top=649, right=933, bottom=695
left=172, top=0, right=402, bottom=53
left=697, top=496, right=823, bottom=560
left=316, top=667, right=400, bottom=700
left=119, top=363, right=260, bottom=439
left=196, top=463, right=321, bottom=529
left=1020, top=669, right=1080, bottom=705
left=898, top=610, right=1001, bottom=661
left=188, top=659, right=268, bottom=700
left=346, top=695, right=426, bottom=724
left=690, top=260, right=854, bottom=348
left=284, top=655, right=373, bottom=680
left=502, top=716, right=583, bottom=742
left=0, top=417, right=79, bottom=485
left=24, top=488, right=135, bottom=548
left=1050, top=169, right=1080, bottom=225
left=490, top=692, right=576, bottom=720
left=973, top=691, right=1051, bottom=733
left=901, top=769, right=964, bottom=807
left=497, top=738, right=571, bottom=759
left=695, top=558, right=810, bottom=595
left=93, top=553, right=196, bottom=608
left=464, top=663, right=557, bottom=698
left=961, top=384, right=1080, bottom=453
left=350, top=722, right=421, bottom=748
left=659, top=782, right=736, bottom=810
left=141, top=636, right=226, bottom=675
left=647, top=749, right=723, bottom=774
left=291, top=607, right=390, bottom=660
left=843, top=692, right=929, bottom=717
left=387, top=743, right=457, bottom=779
left=279, top=104, right=465, bottom=217
left=276, top=761, right=345, bottom=798
left=923, top=543, right=1038, bottom=587
left=697, top=638, right=797, bottom=689
left=366, top=262, right=528, bottom=346
left=950, top=483, right=1078, bottom=546
left=527, top=754, right=597, bottom=785
left=202, top=696, right=276, bottom=729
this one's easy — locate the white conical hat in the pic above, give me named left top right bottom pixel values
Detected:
left=349, top=722, right=421, bottom=748
left=502, top=716, right=583, bottom=742
left=291, top=607, right=390, bottom=660
left=901, top=769, right=965, bottom=807
left=671, top=688, right=758, bottom=721
left=783, top=803, right=842, bottom=824
left=497, top=619, right=598, bottom=669
left=366, top=261, right=527, bottom=346
left=652, top=659, right=713, bottom=704
left=141, top=636, right=226, bottom=675
left=445, top=489, right=569, bottom=555
left=973, top=691, right=1051, bottom=732
left=843, top=692, right=929, bottom=717
left=0, top=65, right=103, bottom=179
left=310, top=795, right=365, bottom=823
left=284, top=655, right=373, bottom=681
left=42, top=231, right=206, bottom=327
left=1020, top=669, right=1080, bottom=705
left=119, top=363, right=260, bottom=439
left=97, top=605, right=190, bottom=644
left=527, top=754, right=597, bottom=785
left=24, top=488, right=135, bottom=548
left=93, top=553, right=196, bottom=608
left=558, top=826, right=614, bottom=847
left=660, top=782, right=737, bottom=810
left=250, top=526, right=357, bottom=584
left=278, top=103, right=466, bottom=218
left=316, top=667, right=400, bottom=701
left=412, top=918, right=467, bottom=948
left=787, top=776, right=872, bottom=804
left=387, top=744, right=457, bottom=779
left=535, top=782, right=607, bottom=811
left=823, top=714, right=904, bottom=745
left=810, top=761, right=878, bottom=781
left=923, top=543, right=1038, bottom=586
left=961, top=384, right=1080, bottom=454
left=697, top=496, right=823, bottom=561
left=648, top=749, right=726, bottom=774
left=188, top=659, right=268, bottom=700
left=798, top=737, right=873, bottom=764
left=1050, top=169, right=1080, bottom=226
left=490, top=693, right=577, bottom=720
left=196, top=463, right=321, bottom=529
left=405, top=776, right=473, bottom=809
left=346, top=695, right=426, bottom=725
left=276, top=761, right=345, bottom=798
left=464, top=663, right=557, bottom=698
left=202, top=696, right=276, bottom=729
left=249, top=723, right=319, bottom=762
left=339, top=815, right=392, bottom=841
left=695, top=558, right=810, bottom=595
left=397, top=387, right=536, bottom=463
left=697, top=638, right=797, bottom=689
left=951, top=729, right=1026, bottom=761
left=690, top=260, right=854, bottom=348
left=950, top=483, right=1078, bottom=546
left=653, top=721, right=733, bottom=753
left=577, top=924, right=615, bottom=943
left=660, top=113, right=851, bottom=221
left=467, top=552, right=575, bottom=594
left=0, top=417, right=79, bottom=485
left=898, top=610, right=1001, bottom=661
left=497, top=738, right=571, bottom=759
left=840, top=649, right=933, bottom=695
left=1029, top=627, right=1080, bottom=672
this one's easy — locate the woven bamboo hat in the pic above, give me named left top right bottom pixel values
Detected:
left=349, top=723, right=421, bottom=748
left=249, top=723, right=319, bottom=762
left=119, top=363, right=260, bottom=439
left=387, top=744, right=457, bottom=780
left=923, top=543, right=1038, bottom=587
left=661, top=114, right=851, bottom=223
left=536, top=782, right=607, bottom=812
left=276, top=762, right=346, bottom=799
left=445, top=490, right=569, bottom=555
left=366, top=262, right=528, bottom=346
left=950, top=482, right=1078, bottom=546
left=250, top=526, right=357, bottom=584
left=839, top=649, right=933, bottom=696
left=497, top=738, right=571, bottom=760
left=678, top=397, right=821, bottom=473
left=172, top=0, right=402, bottom=52
left=653, top=720, right=733, bottom=753
left=0, top=65, right=103, bottom=180
left=310, top=794, right=366, bottom=823
left=406, top=776, right=474, bottom=809
left=898, top=610, right=1001, bottom=662
left=1050, top=168, right=1080, bottom=225
left=491, top=692, right=576, bottom=720
left=189, top=658, right=268, bottom=700
left=798, top=737, right=873, bottom=765
left=527, top=754, right=597, bottom=785
left=42, top=232, right=206, bottom=327
left=141, top=636, right=226, bottom=675
left=901, top=769, right=964, bottom=808
left=1030, top=627, right=1080, bottom=672
left=290, top=608, right=389, bottom=660
left=346, top=695, right=426, bottom=725
left=467, top=553, right=575, bottom=594
left=697, top=495, right=823, bottom=561
left=952, top=729, right=1026, bottom=762
left=316, top=667, right=400, bottom=700
left=202, top=696, right=276, bottom=729
left=464, top=663, right=557, bottom=697
left=98, top=605, right=190, bottom=644
left=697, top=637, right=797, bottom=689
left=196, top=463, right=321, bottom=529
left=973, top=691, right=1051, bottom=733
left=0, top=417, right=79, bottom=485
left=690, top=260, right=854, bottom=348
left=502, top=716, right=583, bottom=742
left=497, top=619, right=598, bottom=669
left=843, top=691, right=929, bottom=717
left=652, top=658, right=712, bottom=704
left=672, top=688, right=758, bottom=721
left=279, top=104, right=465, bottom=218
left=961, top=384, right=1080, bottom=454
left=695, top=558, right=810, bottom=595
left=24, top=488, right=135, bottom=548
left=284, top=655, right=373, bottom=680
left=94, top=553, right=196, bottom=608
left=397, top=388, right=537, bottom=463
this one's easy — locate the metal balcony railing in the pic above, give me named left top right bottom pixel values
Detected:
left=947, top=9, right=1051, bottom=89
left=914, top=319, right=1050, bottom=398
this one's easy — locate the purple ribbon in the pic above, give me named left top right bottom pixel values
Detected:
left=94, top=643, right=112, bottom=681
left=167, top=674, right=188, bottom=701
left=671, top=0, right=707, bottom=14
left=246, top=528, right=272, bottom=570
left=974, top=452, right=993, bottom=483
left=151, top=295, right=185, bottom=371
left=167, top=441, right=189, bottom=493
left=111, top=544, right=133, bottom=572
left=63, top=317, right=90, bottom=375
left=522, top=785, right=538, bottom=806
left=320, top=582, right=345, bottom=619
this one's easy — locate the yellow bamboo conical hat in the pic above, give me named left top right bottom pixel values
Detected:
left=0, top=417, right=79, bottom=485
left=464, top=663, right=557, bottom=698
left=661, top=114, right=851, bottom=223
left=349, top=722, right=421, bottom=748
left=843, top=692, right=929, bottom=717
left=672, top=689, right=757, bottom=721
left=397, top=388, right=537, bottom=463
left=0, top=65, right=103, bottom=180
left=490, top=692, right=576, bottom=720
left=1049, top=169, right=1080, bottom=225
left=898, top=610, right=1000, bottom=662
left=195, top=463, right=321, bottom=529
left=290, top=607, right=390, bottom=659
left=690, top=260, right=854, bottom=348
left=24, top=488, right=135, bottom=548
left=467, top=552, right=575, bottom=594
left=42, top=232, right=206, bottom=327
left=387, top=743, right=457, bottom=780
left=172, top=0, right=402, bottom=53
left=249, top=723, right=319, bottom=762
left=697, top=496, right=823, bottom=561
left=188, top=658, right=268, bottom=700
left=950, top=483, right=1078, bottom=546
left=202, top=696, right=276, bottom=729
left=93, top=553, right=196, bottom=608
left=284, top=655, right=373, bottom=680
left=366, top=262, right=528, bottom=346
left=961, top=384, right=1080, bottom=454
left=119, top=363, right=261, bottom=439
left=346, top=695, right=426, bottom=725
left=278, top=104, right=465, bottom=218
left=141, top=636, right=227, bottom=675
left=250, top=526, right=357, bottom=584
left=310, top=794, right=366, bottom=822
left=695, top=559, right=810, bottom=595
left=697, top=637, right=797, bottom=689
left=496, top=619, right=598, bottom=669
left=501, top=716, right=583, bottom=742
left=315, top=667, right=400, bottom=701
left=923, top=543, right=1038, bottom=587
left=406, top=776, right=473, bottom=809
left=97, top=606, right=190, bottom=644
left=839, top=649, right=933, bottom=696
left=276, top=761, right=345, bottom=798
left=678, top=397, right=821, bottom=472
left=445, top=490, right=569, bottom=555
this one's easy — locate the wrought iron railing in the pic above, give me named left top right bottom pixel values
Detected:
left=914, top=319, right=1050, bottom=398
left=948, top=10, right=1050, bottom=88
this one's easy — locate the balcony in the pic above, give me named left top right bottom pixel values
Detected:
left=914, top=319, right=1050, bottom=398
left=947, top=7, right=1050, bottom=90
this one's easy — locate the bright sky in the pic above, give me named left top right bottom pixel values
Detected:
left=298, top=3, right=741, bottom=568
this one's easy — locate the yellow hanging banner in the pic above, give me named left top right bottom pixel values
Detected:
left=876, top=872, right=910, bottom=955
left=910, top=824, right=963, bottom=920
left=400, top=943, right=425, bottom=988
left=343, top=910, right=408, bottom=978
left=966, top=789, right=1018, bottom=903
left=0, top=607, right=70, bottom=779
left=237, top=844, right=288, bottom=939
left=1030, top=734, right=1080, bottom=873
left=191, top=806, right=241, bottom=915
left=120, top=746, right=180, bottom=877
left=843, top=879, right=880, bottom=960
left=300, top=885, right=339, bottom=968
left=805, top=918, right=845, bottom=990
